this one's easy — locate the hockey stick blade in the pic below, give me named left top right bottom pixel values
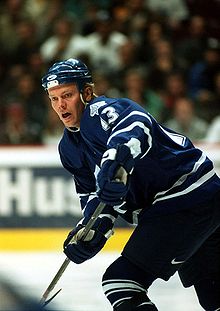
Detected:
left=41, top=288, right=62, bottom=307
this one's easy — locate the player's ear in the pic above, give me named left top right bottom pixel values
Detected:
left=82, top=85, right=93, bottom=102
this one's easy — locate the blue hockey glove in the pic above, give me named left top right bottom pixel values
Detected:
left=97, top=144, right=134, bottom=206
left=63, top=216, right=114, bottom=264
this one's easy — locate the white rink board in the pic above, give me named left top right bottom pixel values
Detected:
left=0, top=251, right=201, bottom=311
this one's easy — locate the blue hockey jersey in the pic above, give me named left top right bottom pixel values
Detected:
left=59, top=96, right=220, bottom=224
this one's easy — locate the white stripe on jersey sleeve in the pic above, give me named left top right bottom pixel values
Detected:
left=107, top=121, right=152, bottom=158
left=111, top=111, right=152, bottom=132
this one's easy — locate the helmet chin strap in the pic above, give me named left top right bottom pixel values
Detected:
left=80, top=84, right=97, bottom=106
left=80, top=92, right=88, bottom=106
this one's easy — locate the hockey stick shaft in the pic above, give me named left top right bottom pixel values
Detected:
left=40, top=201, right=106, bottom=305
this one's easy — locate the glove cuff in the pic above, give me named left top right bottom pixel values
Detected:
left=101, top=145, right=134, bottom=174
left=101, top=148, right=117, bottom=166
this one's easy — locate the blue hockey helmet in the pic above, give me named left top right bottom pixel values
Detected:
left=42, top=58, right=93, bottom=92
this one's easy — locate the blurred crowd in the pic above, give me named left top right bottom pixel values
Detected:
left=0, top=0, right=220, bottom=146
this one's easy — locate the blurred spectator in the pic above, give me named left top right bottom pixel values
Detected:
left=164, top=97, right=208, bottom=141
left=93, top=71, right=121, bottom=98
left=118, top=39, right=140, bottom=71
left=122, top=68, right=165, bottom=122
left=147, top=39, right=186, bottom=93
left=139, top=21, right=168, bottom=63
left=3, top=71, right=48, bottom=137
left=195, top=71, right=220, bottom=123
left=0, top=102, right=42, bottom=145
left=2, top=64, right=27, bottom=99
left=16, top=72, right=48, bottom=130
left=109, top=0, right=152, bottom=39
left=113, top=39, right=143, bottom=87
left=161, top=71, right=187, bottom=114
left=187, top=38, right=220, bottom=99
left=84, top=10, right=128, bottom=73
left=63, top=1, right=98, bottom=34
left=12, top=18, right=40, bottom=65
left=185, top=0, right=220, bottom=39
left=176, top=15, right=208, bottom=66
left=123, top=0, right=152, bottom=41
left=27, top=51, right=48, bottom=83
left=40, top=15, right=87, bottom=65
left=24, top=0, right=63, bottom=40
left=0, top=0, right=29, bottom=62
left=110, top=2, right=132, bottom=35
left=147, top=0, right=189, bottom=30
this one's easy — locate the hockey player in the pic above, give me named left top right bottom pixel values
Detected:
left=42, top=58, right=220, bottom=311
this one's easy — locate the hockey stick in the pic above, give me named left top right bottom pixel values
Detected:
left=40, top=201, right=106, bottom=307
left=40, top=166, right=127, bottom=307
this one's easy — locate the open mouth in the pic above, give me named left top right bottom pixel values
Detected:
left=62, top=112, right=71, bottom=119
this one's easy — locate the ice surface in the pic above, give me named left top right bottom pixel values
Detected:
left=0, top=251, right=201, bottom=310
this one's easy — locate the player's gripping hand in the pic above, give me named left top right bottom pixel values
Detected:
left=63, top=216, right=113, bottom=264
left=97, top=144, right=134, bottom=206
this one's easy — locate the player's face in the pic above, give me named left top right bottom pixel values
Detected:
left=48, top=83, right=84, bottom=128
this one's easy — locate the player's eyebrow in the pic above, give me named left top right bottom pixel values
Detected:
left=49, top=88, right=74, bottom=97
